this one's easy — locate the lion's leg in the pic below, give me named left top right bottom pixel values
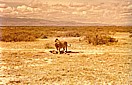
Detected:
left=56, top=47, right=58, bottom=50
left=65, top=44, right=67, bottom=53
left=66, top=46, right=67, bottom=53
left=64, top=42, right=67, bottom=53
left=58, top=48, right=60, bottom=54
left=63, top=47, right=65, bottom=53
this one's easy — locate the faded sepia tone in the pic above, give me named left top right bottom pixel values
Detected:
left=0, top=0, right=132, bottom=26
left=0, top=0, right=132, bottom=85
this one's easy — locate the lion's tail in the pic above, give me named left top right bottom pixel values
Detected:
left=67, top=44, right=71, bottom=47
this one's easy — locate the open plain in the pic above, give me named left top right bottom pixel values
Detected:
left=0, top=26, right=132, bottom=85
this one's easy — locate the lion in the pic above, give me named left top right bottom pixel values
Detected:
left=55, top=38, right=67, bottom=54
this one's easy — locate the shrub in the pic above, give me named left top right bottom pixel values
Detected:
left=52, top=31, right=81, bottom=37
left=65, top=32, right=81, bottom=37
left=1, top=32, right=36, bottom=42
left=83, top=33, right=118, bottom=45
left=129, top=34, right=132, bottom=38
left=40, top=35, right=48, bottom=39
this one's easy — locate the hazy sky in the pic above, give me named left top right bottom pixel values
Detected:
left=0, top=0, right=120, bottom=3
left=0, top=0, right=132, bottom=25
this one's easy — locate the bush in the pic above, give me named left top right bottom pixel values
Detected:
left=1, top=32, right=36, bottom=42
left=40, top=35, right=48, bottom=39
left=65, top=32, right=80, bottom=37
left=129, top=34, right=132, bottom=38
left=53, top=31, right=81, bottom=37
left=83, top=33, right=118, bottom=45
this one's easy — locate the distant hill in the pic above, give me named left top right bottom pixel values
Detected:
left=0, top=17, right=110, bottom=26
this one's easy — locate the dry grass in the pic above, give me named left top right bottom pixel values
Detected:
left=0, top=51, right=131, bottom=84
left=0, top=26, right=132, bottom=84
left=1, top=26, right=132, bottom=42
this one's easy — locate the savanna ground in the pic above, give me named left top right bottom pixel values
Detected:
left=0, top=26, right=132, bottom=85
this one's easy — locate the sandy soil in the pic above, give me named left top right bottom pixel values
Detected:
left=0, top=32, right=132, bottom=85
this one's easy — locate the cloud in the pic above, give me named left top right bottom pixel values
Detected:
left=0, top=3, right=7, bottom=8
left=33, top=8, right=42, bottom=12
left=127, top=4, right=132, bottom=9
left=16, top=5, right=43, bottom=15
left=17, top=5, right=26, bottom=12
left=0, top=6, right=13, bottom=14
left=17, top=5, right=32, bottom=12
left=0, top=4, right=9, bottom=13
left=0, top=7, right=4, bottom=12
left=3, top=7, right=13, bottom=13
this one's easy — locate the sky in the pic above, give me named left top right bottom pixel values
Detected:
left=0, top=0, right=132, bottom=26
